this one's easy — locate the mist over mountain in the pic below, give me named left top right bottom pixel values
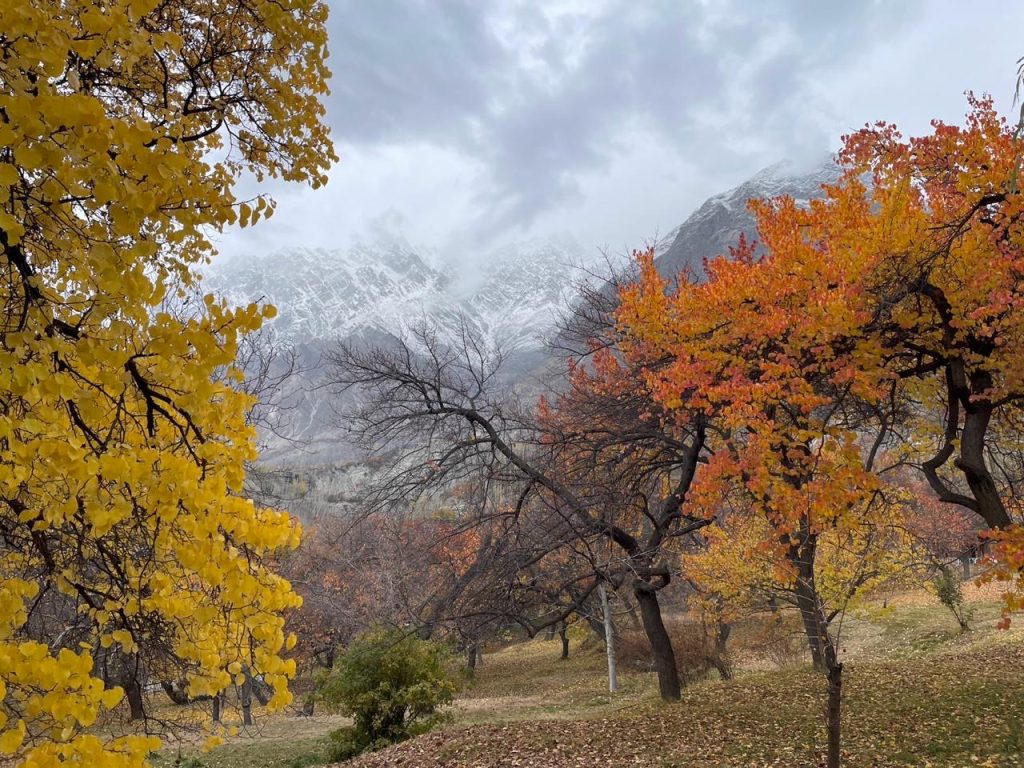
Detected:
left=206, top=234, right=589, bottom=352
left=206, top=160, right=839, bottom=466
left=203, top=233, right=596, bottom=464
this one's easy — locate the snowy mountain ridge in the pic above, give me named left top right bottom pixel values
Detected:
left=204, top=159, right=840, bottom=464
left=204, top=235, right=591, bottom=353
left=655, top=158, right=840, bottom=277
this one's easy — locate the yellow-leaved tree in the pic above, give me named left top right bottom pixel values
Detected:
left=0, top=0, right=335, bottom=764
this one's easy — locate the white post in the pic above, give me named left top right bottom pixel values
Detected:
left=599, top=582, right=619, bottom=692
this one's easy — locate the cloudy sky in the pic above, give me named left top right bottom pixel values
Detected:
left=216, top=0, right=1024, bottom=263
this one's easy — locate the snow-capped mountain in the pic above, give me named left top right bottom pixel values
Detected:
left=205, top=159, right=840, bottom=465
left=204, top=234, right=588, bottom=354
left=202, top=235, right=592, bottom=464
left=655, top=159, right=840, bottom=277
left=463, top=237, right=591, bottom=350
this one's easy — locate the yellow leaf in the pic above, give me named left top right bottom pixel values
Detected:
left=0, top=164, right=17, bottom=186
left=0, top=721, right=25, bottom=755
left=102, top=687, right=125, bottom=709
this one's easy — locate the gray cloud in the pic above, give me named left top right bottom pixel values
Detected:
left=320, top=0, right=922, bottom=228
left=324, top=1, right=502, bottom=145
left=216, top=0, right=1024, bottom=261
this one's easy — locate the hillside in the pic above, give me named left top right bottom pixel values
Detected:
left=159, top=584, right=1024, bottom=768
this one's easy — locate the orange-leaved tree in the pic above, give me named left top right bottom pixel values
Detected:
left=835, top=98, right=1024, bottom=617
left=619, top=97, right=1024, bottom=767
left=616, top=221, right=902, bottom=768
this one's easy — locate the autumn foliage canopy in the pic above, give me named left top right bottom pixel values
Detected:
left=617, top=96, right=1024, bottom=621
left=0, top=0, right=334, bottom=764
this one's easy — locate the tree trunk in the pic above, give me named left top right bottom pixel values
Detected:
left=826, top=658, right=843, bottom=768
left=791, top=532, right=843, bottom=767
left=161, top=680, right=191, bottom=705
left=313, top=644, right=336, bottom=670
left=797, top=604, right=826, bottom=671
left=599, top=583, right=619, bottom=693
left=793, top=537, right=827, bottom=672
left=634, top=586, right=681, bottom=701
left=212, top=693, right=222, bottom=723
left=240, top=676, right=253, bottom=726
left=713, top=618, right=732, bottom=681
left=559, top=622, right=570, bottom=660
left=247, top=671, right=272, bottom=706
left=960, top=553, right=971, bottom=580
left=126, top=677, right=145, bottom=721
left=466, top=644, right=479, bottom=676
left=301, top=697, right=315, bottom=716
left=958, top=384, right=1011, bottom=529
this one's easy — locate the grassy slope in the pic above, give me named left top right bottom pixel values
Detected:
left=171, top=584, right=1024, bottom=767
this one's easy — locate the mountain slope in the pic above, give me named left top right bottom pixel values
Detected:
left=655, top=159, right=840, bottom=277
left=205, top=160, right=839, bottom=465
left=203, top=236, right=590, bottom=464
left=204, top=235, right=587, bottom=354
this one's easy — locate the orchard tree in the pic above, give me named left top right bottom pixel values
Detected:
left=0, top=0, right=334, bottom=764
left=617, top=98, right=1024, bottom=766
left=704, top=99, right=1024, bottom=615
left=684, top=499, right=912, bottom=668
left=329, top=315, right=710, bottom=701
left=835, top=100, right=1024, bottom=614
left=618, top=241, right=901, bottom=768
left=534, top=341, right=709, bottom=700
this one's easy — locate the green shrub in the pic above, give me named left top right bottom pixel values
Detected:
left=325, top=726, right=369, bottom=763
left=315, top=628, right=457, bottom=759
left=933, top=565, right=973, bottom=631
left=284, top=750, right=329, bottom=768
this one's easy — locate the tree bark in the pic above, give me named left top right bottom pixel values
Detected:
left=161, top=680, right=191, bottom=705
left=559, top=621, right=570, bottom=660
left=793, top=537, right=827, bottom=672
left=240, top=676, right=253, bottom=726
left=212, top=693, right=222, bottom=723
left=599, top=582, right=619, bottom=693
left=791, top=533, right=843, bottom=767
left=634, top=586, right=681, bottom=701
left=713, top=618, right=732, bottom=681
left=826, top=660, right=843, bottom=768
left=126, top=676, right=145, bottom=721
left=797, top=603, right=826, bottom=671
left=957, top=376, right=1010, bottom=529
left=466, top=644, right=479, bottom=676
left=246, top=671, right=272, bottom=706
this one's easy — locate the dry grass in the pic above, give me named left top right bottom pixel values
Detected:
left=455, top=629, right=661, bottom=725
left=350, top=618, right=1024, bottom=767
left=149, top=584, right=1024, bottom=767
